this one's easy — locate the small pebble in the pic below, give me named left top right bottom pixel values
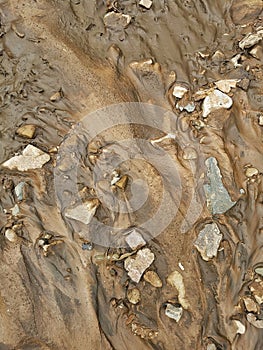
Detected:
left=127, top=288, right=141, bottom=304
left=143, top=271, right=162, bottom=288
left=5, top=228, right=18, bottom=242
left=82, top=242, right=93, bottom=251
left=139, top=0, right=153, bottom=9
left=50, top=90, right=63, bottom=102
left=245, top=167, right=259, bottom=178
left=16, top=124, right=36, bottom=139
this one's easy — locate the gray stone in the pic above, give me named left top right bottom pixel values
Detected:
left=125, top=229, right=146, bottom=250
left=194, top=222, right=222, bottom=261
left=204, top=157, right=236, bottom=214
left=239, top=29, right=263, bottom=50
left=165, top=303, right=183, bottom=322
left=65, top=199, right=99, bottom=225
left=15, top=182, right=26, bottom=201
left=124, top=248, right=154, bottom=283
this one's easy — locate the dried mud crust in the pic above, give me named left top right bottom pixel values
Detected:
left=0, top=0, right=262, bottom=349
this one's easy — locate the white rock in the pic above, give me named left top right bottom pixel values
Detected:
left=231, top=54, right=241, bottom=68
left=258, top=115, right=263, bottom=126
left=207, top=345, right=217, bottom=350
left=2, top=145, right=50, bottom=171
left=11, top=204, right=20, bottom=216
left=172, top=84, right=188, bottom=99
left=5, top=228, right=18, bottom=242
left=65, top=199, right=99, bottom=225
left=124, top=248, right=154, bottom=283
left=194, top=222, right=222, bottom=261
left=139, top=0, right=152, bottom=9
left=15, top=182, right=26, bottom=201
left=202, top=89, right=233, bottom=118
left=125, top=229, right=146, bottom=250
left=239, top=29, right=263, bottom=50
left=103, top=12, right=131, bottom=29
left=165, top=303, right=183, bottom=322
left=167, top=270, right=189, bottom=309
left=215, top=79, right=239, bottom=93
left=233, top=320, right=246, bottom=334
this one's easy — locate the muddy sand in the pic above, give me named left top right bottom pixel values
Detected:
left=0, top=0, right=263, bottom=349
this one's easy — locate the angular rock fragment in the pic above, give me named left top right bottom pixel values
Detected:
left=139, top=0, right=152, bottom=9
left=15, top=182, right=26, bottom=201
left=239, top=29, right=263, bottom=50
left=115, top=175, right=128, bottom=190
left=172, top=84, right=188, bottom=99
left=167, top=270, right=189, bottom=309
left=215, top=79, right=239, bottom=93
left=143, top=271, right=162, bottom=288
left=233, top=320, right=246, bottom=334
left=204, top=157, right=236, bottom=214
left=125, top=229, right=146, bottom=250
left=237, top=78, right=250, bottom=91
left=243, top=296, right=258, bottom=313
left=2, top=145, right=50, bottom=171
left=103, top=12, right=131, bottom=29
left=202, top=89, right=233, bottom=118
left=124, top=248, right=154, bottom=283
left=127, top=288, right=141, bottom=304
left=194, top=222, right=222, bottom=261
left=247, top=313, right=263, bottom=329
left=65, top=199, right=100, bottom=225
left=16, top=124, right=36, bottom=139
left=165, top=303, right=183, bottom=322
left=249, top=278, right=263, bottom=304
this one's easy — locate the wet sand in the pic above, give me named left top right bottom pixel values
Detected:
left=0, top=0, right=263, bottom=349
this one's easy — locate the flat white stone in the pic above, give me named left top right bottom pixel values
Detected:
left=194, top=222, right=222, bottom=261
left=202, top=89, right=233, bottom=118
left=139, top=0, right=153, bottom=9
left=2, top=145, right=50, bottom=171
left=239, top=29, right=263, bottom=50
left=172, top=84, right=188, bottom=99
left=5, top=228, right=18, bottom=242
left=125, top=229, right=146, bottom=250
left=233, top=320, right=246, bottom=334
left=215, top=79, right=239, bottom=93
left=104, top=12, right=131, bottom=29
left=65, top=199, right=99, bottom=225
left=124, top=248, right=154, bottom=283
